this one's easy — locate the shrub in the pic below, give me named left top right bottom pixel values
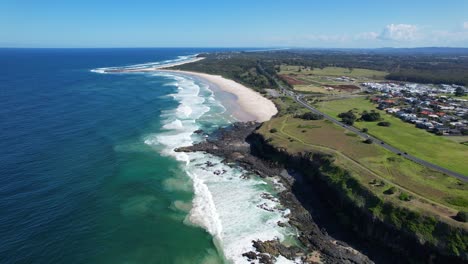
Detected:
left=398, top=192, right=412, bottom=201
left=384, top=186, right=397, bottom=195
left=454, top=211, right=468, bottom=222
left=363, top=138, right=373, bottom=144
left=378, top=121, right=391, bottom=127
left=270, top=128, right=278, bottom=133
left=362, top=128, right=368, bottom=133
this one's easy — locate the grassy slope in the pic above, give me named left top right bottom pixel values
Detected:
left=259, top=116, right=467, bottom=216
left=315, top=97, right=468, bottom=176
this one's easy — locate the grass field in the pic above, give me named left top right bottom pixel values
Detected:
left=278, top=65, right=388, bottom=94
left=279, top=65, right=388, bottom=79
left=258, top=116, right=468, bottom=220
left=314, top=97, right=468, bottom=176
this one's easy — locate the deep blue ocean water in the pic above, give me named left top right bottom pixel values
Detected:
left=0, top=48, right=295, bottom=264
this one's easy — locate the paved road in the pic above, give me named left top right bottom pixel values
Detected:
left=295, top=95, right=468, bottom=182
left=257, top=63, right=468, bottom=182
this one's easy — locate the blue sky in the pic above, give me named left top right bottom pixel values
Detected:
left=1, top=0, right=468, bottom=48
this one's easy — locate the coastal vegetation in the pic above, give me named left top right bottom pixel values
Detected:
left=171, top=53, right=278, bottom=91
left=314, top=97, right=468, bottom=175
left=176, top=49, right=468, bottom=261
left=256, top=115, right=468, bottom=259
left=258, top=115, right=467, bottom=213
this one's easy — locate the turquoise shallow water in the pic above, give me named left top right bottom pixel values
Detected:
left=0, top=48, right=295, bottom=264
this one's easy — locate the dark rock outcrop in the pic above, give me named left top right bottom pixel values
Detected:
left=176, top=121, right=468, bottom=264
left=176, top=122, right=373, bottom=263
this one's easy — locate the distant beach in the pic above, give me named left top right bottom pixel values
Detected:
left=112, top=57, right=278, bottom=122
left=159, top=69, right=278, bottom=122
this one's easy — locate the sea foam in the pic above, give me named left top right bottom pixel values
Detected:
left=91, top=54, right=199, bottom=73
left=143, top=73, right=297, bottom=263
left=93, top=62, right=296, bottom=263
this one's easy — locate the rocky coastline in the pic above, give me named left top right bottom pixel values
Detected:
left=176, top=122, right=374, bottom=264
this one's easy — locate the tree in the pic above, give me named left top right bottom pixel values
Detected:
left=455, top=87, right=465, bottom=97
left=338, top=111, right=357, bottom=125
left=295, top=112, right=323, bottom=120
left=361, top=111, right=381, bottom=122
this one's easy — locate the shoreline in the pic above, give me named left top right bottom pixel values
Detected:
left=159, top=69, right=278, bottom=122
left=146, top=57, right=205, bottom=70
left=175, top=122, right=374, bottom=263
left=97, top=56, right=278, bottom=122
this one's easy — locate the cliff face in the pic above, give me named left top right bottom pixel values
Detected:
left=176, top=122, right=467, bottom=263
left=248, top=131, right=468, bottom=264
left=176, top=122, right=374, bottom=263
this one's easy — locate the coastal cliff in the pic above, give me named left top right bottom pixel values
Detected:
left=249, top=130, right=468, bottom=264
left=176, top=122, right=468, bottom=264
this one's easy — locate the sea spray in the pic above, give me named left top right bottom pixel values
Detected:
left=93, top=59, right=297, bottom=263
left=143, top=73, right=297, bottom=263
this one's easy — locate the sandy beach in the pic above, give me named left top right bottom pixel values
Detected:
left=151, top=57, right=205, bottom=70
left=100, top=57, right=278, bottom=122
left=161, top=70, right=278, bottom=122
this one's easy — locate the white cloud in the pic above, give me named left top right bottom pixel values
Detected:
left=354, top=32, right=378, bottom=40
left=379, top=24, right=418, bottom=41
left=266, top=22, right=467, bottom=48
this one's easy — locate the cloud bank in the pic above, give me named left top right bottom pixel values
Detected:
left=270, top=22, right=468, bottom=48
left=378, top=24, right=418, bottom=41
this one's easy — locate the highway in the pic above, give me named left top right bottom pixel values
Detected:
left=258, top=63, right=468, bottom=182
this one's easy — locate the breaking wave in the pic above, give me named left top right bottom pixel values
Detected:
left=90, top=54, right=199, bottom=73
left=93, top=62, right=297, bottom=263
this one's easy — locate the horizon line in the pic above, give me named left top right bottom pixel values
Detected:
left=2, top=46, right=468, bottom=50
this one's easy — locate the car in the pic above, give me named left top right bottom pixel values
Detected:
left=397, top=153, right=402, bottom=156
left=404, top=152, right=408, bottom=155
left=381, top=142, right=384, bottom=144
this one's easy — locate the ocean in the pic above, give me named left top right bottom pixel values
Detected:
left=0, top=48, right=296, bottom=264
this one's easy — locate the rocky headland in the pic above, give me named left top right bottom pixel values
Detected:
left=176, top=122, right=374, bottom=264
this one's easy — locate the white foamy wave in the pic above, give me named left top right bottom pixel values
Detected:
left=90, top=54, right=199, bottom=73
left=141, top=73, right=297, bottom=263
left=185, top=153, right=296, bottom=264
left=90, top=68, right=106, bottom=74
left=186, top=167, right=223, bottom=239
left=162, top=119, right=184, bottom=130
